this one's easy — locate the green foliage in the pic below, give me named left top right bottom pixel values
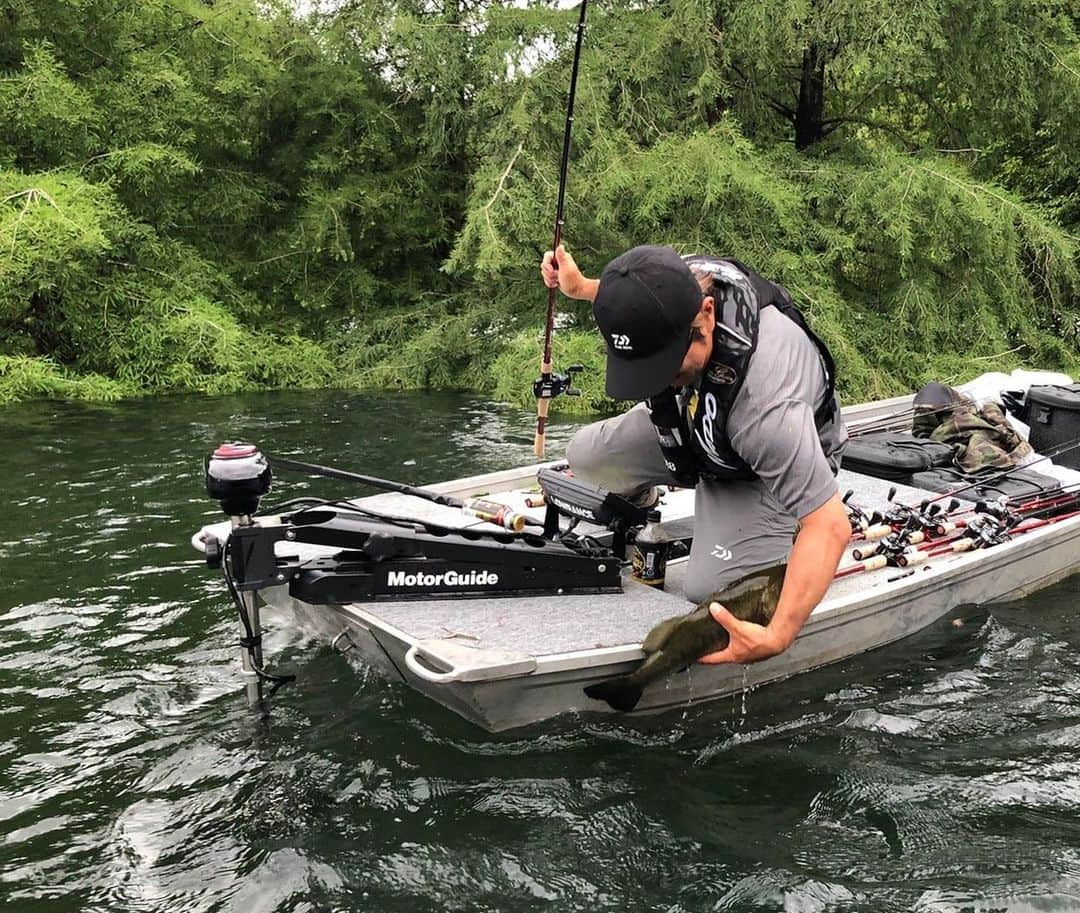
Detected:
left=492, top=327, right=613, bottom=414
left=336, top=300, right=509, bottom=392
left=0, top=356, right=126, bottom=403
left=0, top=0, right=1076, bottom=409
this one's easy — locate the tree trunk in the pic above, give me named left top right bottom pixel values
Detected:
left=794, top=43, right=826, bottom=151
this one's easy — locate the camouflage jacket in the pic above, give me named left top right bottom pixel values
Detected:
left=913, top=399, right=1032, bottom=472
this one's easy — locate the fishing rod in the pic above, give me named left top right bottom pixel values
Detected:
left=851, top=486, right=1080, bottom=561
left=847, top=402, right=969, bottom=437
left=835, top=505, right=1080, bottom=580
left=917, top=509, right=1080, bottom=562
left=534, top=0, right=589, bottom=458
left=848, top=477, right=1080, bottom=542
left=852, top=476, right=1080, bottom=550
left=272, top=456, right=534, bottom=532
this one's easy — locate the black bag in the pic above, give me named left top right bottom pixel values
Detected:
left=1023, top=384, right=1080, bottom=470
left=909, top=467, right=1062, bottom=502
left=841, top=432, right=955, bottom=482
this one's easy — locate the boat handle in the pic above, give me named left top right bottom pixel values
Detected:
left=404, top=644, right=461, bottom=683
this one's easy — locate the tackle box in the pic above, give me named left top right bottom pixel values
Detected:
left=908, top=466, right=1062, bottom=503
left=840, top=432, right=956, bottom=483
left=1022, top=384, right=1080, bottom=470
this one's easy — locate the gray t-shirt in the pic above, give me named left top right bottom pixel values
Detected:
left=720, top=306, right=847, bottom=518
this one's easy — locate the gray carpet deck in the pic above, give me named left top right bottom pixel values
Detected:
left=325, top=470, right=942, bottom=655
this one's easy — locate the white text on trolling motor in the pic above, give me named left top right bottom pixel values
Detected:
left=387, top=569, right=500, bottom=588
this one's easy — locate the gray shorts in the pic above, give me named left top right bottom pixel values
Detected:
left=566, top=403, right=796, bottom=604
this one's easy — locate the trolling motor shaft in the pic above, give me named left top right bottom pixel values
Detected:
left=205, top=442, right=276, bottom=701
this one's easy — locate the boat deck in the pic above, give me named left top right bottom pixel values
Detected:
left=328, top=471, right=928, bottom=656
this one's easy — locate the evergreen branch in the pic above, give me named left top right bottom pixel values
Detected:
left=829, top=80, right=885, bottom=123
left=971, top=344, right=1027, bottom=361
left=914, top=164, right=1036, bottom=221
left=911, top=88, right=965, bottom=148
left=3, top=188, right=72, bottom=254
left=766, top=96, right=795, bottom=120
left=1040, top=41, right=1080, bottom=81
left=481, top=141, right=524, bottom=247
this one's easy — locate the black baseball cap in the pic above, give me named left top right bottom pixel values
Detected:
left=592, top=245, right=702, bottom=400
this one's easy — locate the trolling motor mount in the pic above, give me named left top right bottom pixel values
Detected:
left=536, top=467, right=649, bottom=557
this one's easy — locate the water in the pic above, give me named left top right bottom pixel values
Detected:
left=2, top=391, right=1079, bottom=913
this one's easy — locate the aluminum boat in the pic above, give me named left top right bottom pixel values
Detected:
left=192, top=390, right=1080, bottom=732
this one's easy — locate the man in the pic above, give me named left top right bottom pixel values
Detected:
left=540, top=243, right=851, bottom=665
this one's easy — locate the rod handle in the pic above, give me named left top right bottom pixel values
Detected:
left=462, top=498, right=527, bottom=532
left=851, top=543, right=880, bottom=561
left=534, top=395, right=550, bottom=457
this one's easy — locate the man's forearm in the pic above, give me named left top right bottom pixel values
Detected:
left=570, top=277, right=600, bottom=302
left=767, top=497, right=850, bottom=652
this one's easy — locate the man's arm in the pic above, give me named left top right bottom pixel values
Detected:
left=541, top=244, right=599, bottom=302
left=698, top=493, right=850, bottom=664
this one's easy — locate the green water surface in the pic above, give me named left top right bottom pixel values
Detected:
left=1, top=392, right=1079, bottom=913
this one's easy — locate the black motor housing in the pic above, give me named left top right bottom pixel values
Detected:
left=206, top=443, right=272, bottom=517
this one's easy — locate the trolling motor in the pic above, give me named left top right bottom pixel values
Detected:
left=536, top=466, right=650, bottom=558
left=202, top=443, right=622, bottom=608
left=204, top=443, right=282, bottom=587
left=206, top=443, right=272, bottom=518
left=204, top=443, right=288, bottom=700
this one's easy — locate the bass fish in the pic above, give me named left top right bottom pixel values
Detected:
left=583, top=563, right=786, bottom=712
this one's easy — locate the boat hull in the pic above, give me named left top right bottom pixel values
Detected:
left=260, top=511, right=1080, bottom=732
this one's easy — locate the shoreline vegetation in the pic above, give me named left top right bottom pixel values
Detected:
left=2, top=0, right=1078, bottom=413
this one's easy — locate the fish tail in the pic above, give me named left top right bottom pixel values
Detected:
left=583, top=676, right=645, bottom=713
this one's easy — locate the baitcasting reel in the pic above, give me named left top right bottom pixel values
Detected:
left=534, top=363, right=584, bottom=400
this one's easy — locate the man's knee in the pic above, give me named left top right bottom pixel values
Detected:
left=683, top=567, right=745, bottom=605
left=566, top=424, right=608, bottom=487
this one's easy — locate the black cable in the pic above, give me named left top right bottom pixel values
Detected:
left=256, top=496, right=330, bottom=515
left=221, top=536, right=296, bottom=687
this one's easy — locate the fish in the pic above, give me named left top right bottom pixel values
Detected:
left=583, top=562, right=787, bottom=712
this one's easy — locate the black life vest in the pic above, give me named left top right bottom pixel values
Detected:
left=645, top=256, right=838, bottom=486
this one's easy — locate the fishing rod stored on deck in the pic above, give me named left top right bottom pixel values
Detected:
left=272, top=455, right=535, bottom=532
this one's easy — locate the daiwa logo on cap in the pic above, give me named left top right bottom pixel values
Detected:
left=387, top=569, right=500, bottom=587
left=611, top=333, right=633, bottom=351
